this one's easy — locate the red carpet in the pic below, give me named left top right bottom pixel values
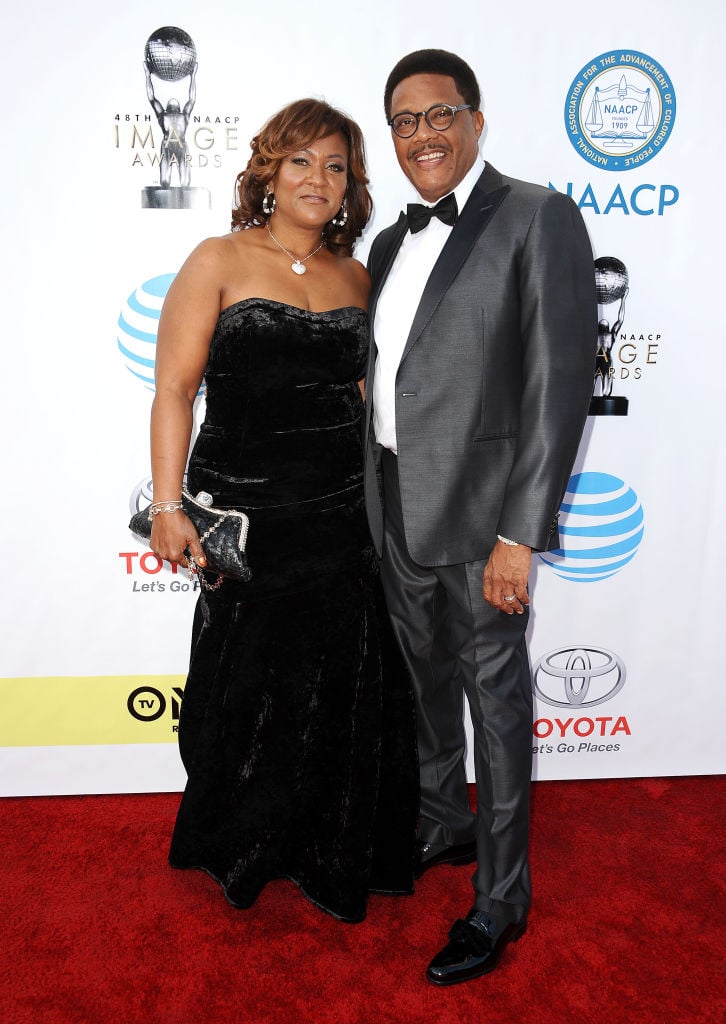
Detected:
left=2, top=777, right=724, bottom=1024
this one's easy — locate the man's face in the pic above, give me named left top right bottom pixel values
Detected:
left=389, top=73, right=484, bottom=203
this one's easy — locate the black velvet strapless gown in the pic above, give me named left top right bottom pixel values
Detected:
left=168, top=299, right=418, bottom=922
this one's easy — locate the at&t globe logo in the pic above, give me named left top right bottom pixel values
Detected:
left=540, top=472, right=644, bottom=582
left=117, top=274, right=175, bottom=389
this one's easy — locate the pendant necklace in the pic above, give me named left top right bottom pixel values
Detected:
left=266, top=222, right=325, bottom=275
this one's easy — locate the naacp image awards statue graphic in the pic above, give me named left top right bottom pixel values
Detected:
left=591, top=256, right=629, bottom=416
left=142, top=27, right=210, bottom=209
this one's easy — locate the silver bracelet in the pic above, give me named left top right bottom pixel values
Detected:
left=150, top=500, right=183, bottom=516
left=497, top=534, right=519, bottom=546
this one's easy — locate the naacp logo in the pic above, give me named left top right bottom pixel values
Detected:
left=565, top=50, right=676, bottom=171
left=533, top=647, right=626, bottom=708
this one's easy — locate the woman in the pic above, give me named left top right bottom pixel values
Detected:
left=149, top=98, right=418, bottom=922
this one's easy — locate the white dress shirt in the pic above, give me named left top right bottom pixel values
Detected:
left=372, top=156, right=485, bottom=453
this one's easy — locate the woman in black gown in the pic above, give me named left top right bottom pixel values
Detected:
left=148, top=99, right=418, bottom=921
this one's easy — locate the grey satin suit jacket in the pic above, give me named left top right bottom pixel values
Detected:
left=364, top=162, right=597, bottom=567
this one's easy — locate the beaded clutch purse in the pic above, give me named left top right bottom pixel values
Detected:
left=129, top=488, right=252, bottom=585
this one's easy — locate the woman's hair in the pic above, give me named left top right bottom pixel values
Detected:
left=383, top=49, right=481, bottom=119
left=231, top=98, right=372, bottom=257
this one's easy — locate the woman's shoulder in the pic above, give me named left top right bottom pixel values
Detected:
left=333, top=253, right=370, bottom=287
left=326, top=254, right=370, bottom=308
left=181, top=229, right=263, bottom=273
left=191, top=229, right=253, bottom=257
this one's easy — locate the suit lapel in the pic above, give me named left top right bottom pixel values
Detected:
left=401, top=164, right=510, bottom=362
left=368, top=211, right=408, bottom=323
left=365, top=211, right=408, bottom=428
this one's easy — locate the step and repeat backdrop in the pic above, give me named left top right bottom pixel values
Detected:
left=2, top=1, right=722, bottom=794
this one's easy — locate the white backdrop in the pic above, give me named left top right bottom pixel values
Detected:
left=1, top=1, right=723, bottom=794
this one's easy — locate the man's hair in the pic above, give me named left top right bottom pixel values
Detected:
left=384, top=49, right=481, bottom=119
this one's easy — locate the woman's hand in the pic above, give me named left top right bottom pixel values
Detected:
left=150, top=511, right=207, bottom=570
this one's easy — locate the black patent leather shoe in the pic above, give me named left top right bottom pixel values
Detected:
left=426, top=912, right=527, bottom=986
left=414, top=839, right=477, bottom=879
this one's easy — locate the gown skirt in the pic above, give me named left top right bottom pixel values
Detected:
left=168, top=299, right=419, bottom=922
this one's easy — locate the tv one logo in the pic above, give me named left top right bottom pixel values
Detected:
left=127, top=685, right=183, bottom=725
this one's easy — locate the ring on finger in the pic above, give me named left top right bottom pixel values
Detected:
left=504, top=594, right=516, bottom=602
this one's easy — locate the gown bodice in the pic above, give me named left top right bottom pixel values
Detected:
left=187, top=298, right=369, bottom=512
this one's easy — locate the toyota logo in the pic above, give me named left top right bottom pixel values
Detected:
left=532, top=646, right=626, bottom=708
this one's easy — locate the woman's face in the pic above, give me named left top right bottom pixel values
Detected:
left=271, top=130, right=349, bottom=226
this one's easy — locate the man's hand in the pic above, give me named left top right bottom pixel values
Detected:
left=483, top=540, right=532, bottom=615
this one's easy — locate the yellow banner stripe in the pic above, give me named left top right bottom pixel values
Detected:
left=0, top=676, right=187, bottom=747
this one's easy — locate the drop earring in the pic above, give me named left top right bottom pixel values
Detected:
left=331, top=197, right=348, bottom=227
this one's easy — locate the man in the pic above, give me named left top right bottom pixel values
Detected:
left=364, top=50, right=596, bottom=985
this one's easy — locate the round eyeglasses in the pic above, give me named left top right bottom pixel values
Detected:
left=387, top=103, right=473, bottom=139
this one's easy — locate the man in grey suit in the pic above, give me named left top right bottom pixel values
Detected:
left=364, top=49, right=596, bottom=985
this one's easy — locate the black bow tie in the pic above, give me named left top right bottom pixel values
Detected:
left=406, top=192, right=458, bottom=233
